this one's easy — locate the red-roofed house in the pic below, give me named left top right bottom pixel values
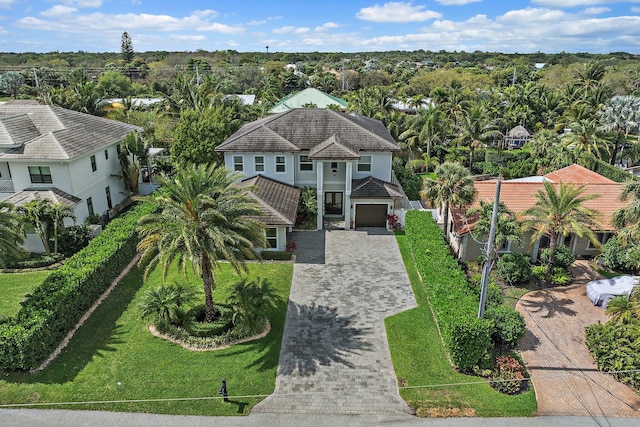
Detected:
left=448, top=164, right=630, bottom=262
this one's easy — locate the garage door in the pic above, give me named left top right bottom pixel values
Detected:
left=355, top=204, right=387, bottom=227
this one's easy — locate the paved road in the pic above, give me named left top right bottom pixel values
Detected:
left=516, top=261, right=640, bottom=417
left=252, top=229, right=417, bottom=415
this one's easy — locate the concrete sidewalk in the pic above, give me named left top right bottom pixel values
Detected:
left=252, top=229, right=416, bottom=415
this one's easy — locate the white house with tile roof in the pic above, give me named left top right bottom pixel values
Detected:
left=216, top=108, right=406, bottom=231
left=0, top=100, right=141, bottom=252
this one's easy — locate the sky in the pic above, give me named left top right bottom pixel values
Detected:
left=0, top=0, right=639, bottom=54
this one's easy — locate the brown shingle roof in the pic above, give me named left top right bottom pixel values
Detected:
left=0, top=100, right=141, bottom=161
left=308, top=135, right=360, bottom=160
left=4, top=187, right=81, bottom=207
left=216, top=108, right=399, bottom=154
left=234, top=175, right=300, bottom=226
left=351, top=176, right=404, bottom=199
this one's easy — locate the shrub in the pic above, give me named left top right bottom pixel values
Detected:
left=261, top=251, right=292, bottom=261
left=0, top=201, right=156, bottom=370
left=392, top=160, right=422, bottom=200
left=57, top=224, right=93, bottom=257
left=586, top=322, right=640, bottom=390
left=532, top=265, right=572, bottom=285
left=228, top=277, right=280, bottom=335
left=495, top=253, right=532, bottom=284
left=484, top=306, right=526, bottom=348
left=139, top=282, right=198, bottom=326
left=540, top=245, right=575, bottom=269
left=405, top=210, right=493, bottom=371
left=600, top=237, right=634, bottom=272
left=6, top=253, right=64, bottom=269
left=491, top=355, right=527, bottom=395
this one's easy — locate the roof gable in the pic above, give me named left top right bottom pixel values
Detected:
left=308, top=135, right=360, bottom=160
left=234, top=175, right=300, bottom=226
left=268, top=88, right=347, bottom=113
left=0, top=100, right=142, bottom=161
left=544, top=164, right=616, bottom=184
left=351, top=176, right=403, bottom=199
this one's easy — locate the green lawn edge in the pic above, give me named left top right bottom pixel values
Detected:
left=385, top=233, right=537, bottom=417
left=0, top=261, right=293, bottom=416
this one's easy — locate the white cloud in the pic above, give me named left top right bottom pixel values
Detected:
left=315, top=22, right=340, bottom=32
left=273, top=26, right=296, bottom=34
left=294, top=27, right=309, bottom=34
left=57, top=0, right=102, bottom=7
left=40, top=6, right=78, bottom=17
left=0, top=0, right=16, bottom=8
left=356, top=2, right=442, bottom=23
left=533, top=0, right=640, bottom=6
left=17, top=9, right=244, bottom=34
left=582, top=7, right=610, bottom=14
left=436, top=0, right=482, bottom=5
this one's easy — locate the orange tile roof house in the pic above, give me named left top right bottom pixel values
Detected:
left=448, top=164, right=630, bottom=262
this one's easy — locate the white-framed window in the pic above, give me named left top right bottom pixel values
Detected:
left=587, top=232, right=609, bottom=250
left=86, top=197, right=94, bottom=215
left=275, top=156, right=286, bottom=173
left=233, top=155, right=244, bottom=172
left=28, top=166, right=52, bottom=184
left=357, top=155, right=372, bottom=172
left=497, top=240, right=512, bottom=253
left=254, top=156, right=264, bottom=172
left=266, top=228, right=277, bottom=248
left=90, top=155, right=97, bottom=172
left=104, top=149, right=109, bottom=160
left=299, top=155, right=313, bottom=172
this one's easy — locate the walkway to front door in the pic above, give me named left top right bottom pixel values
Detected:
left=252, top=229, right=416, bottom=415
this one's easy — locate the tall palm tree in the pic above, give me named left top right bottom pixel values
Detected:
left=137, top=164, right=267, bottom=323
left=521, top=182, right=601, bottom=274
left=454, top=104, right=501, bottom=170
left=598, top=95, right=640, bottom=166
left=18, top=199, right=52, bottom=255
left=421, top=162, right=476, bottom=242
left=0, top=201, right=25, bottom=268
left=49, top=202, right=76, bottom=254
left=612, top=180, right=640, bottom=246
left=561, top=118, right=610, bottom=160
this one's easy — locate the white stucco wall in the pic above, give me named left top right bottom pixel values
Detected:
left=223, top=152, right=296, bottom=186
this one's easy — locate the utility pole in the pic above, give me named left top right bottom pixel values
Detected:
left=478, top=179, right=501, bottom=318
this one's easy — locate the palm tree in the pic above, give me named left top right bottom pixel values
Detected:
left=612, top=180, right=640, bottom=246
left=605, top=292, right=638, bottom=325
left=561, top=118, right=610, bottom=160
left=521, top=182, right=601, bottom=274
left=139, top=282, right=199, bottom=326
left=228, top=277, right=280, bottom=335
left=467, top=200, right=523, bottom=264
left=49, top=202, right=76, bottom=254
left=421, top=162, right=476, bottom=242
left=454, top=104, right=501, bottom=170
left=0, top=202, right=25, bottom=267
left=598, top=95, right=640, bottom=166
left=137, top=164, right=267, bottom=323
left=18, top=199, right=52, bottom=255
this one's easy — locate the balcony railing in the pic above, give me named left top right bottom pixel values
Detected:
left=0, top=179, right=14, bottom=193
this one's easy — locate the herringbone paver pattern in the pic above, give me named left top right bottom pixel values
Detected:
left=252, top=229, right=416, bottom=415
left=517, top=261, right=640, bottom=417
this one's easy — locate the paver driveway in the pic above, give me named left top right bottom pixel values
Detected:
left=252, top=229, right=416, bottom=415
left=516, top=261, right=640, bottom=417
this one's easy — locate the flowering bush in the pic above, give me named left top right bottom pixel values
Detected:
left=386, top=213, right=399, bottom=227
left=285, top=241, right=297, bottom=252
left=491, top=355, right=527, bottom=395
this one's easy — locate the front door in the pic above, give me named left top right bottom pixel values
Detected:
left=324, top=192, right=343, bottom=215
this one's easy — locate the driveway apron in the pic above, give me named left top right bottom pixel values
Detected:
left=516, top=261, right=640, bottom=417
left=252, top=229, right=416, bottom=415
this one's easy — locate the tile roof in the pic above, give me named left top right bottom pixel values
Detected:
left=453, top=167, right=627, bottom=235
left=234, top=175, right=300, bottom=226
left=268, top=88, right=347, bottom=113
left=351, top=176, right=404, bottom=199
left=3, top=187, right=81, bottom=207
left=216, top=108, right=399, bottom=155
left=0, top=100, right=142, bottom=161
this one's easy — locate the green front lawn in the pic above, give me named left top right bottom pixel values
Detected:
left=0, top=261, right=293, bottom=416
left=0, top=271, right=51, bottom=317
left=386, top=233, right=537, bottom=417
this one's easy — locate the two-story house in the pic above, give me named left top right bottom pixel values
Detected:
left=216, top=108, right=404, bottom=238
left=0, top=100, right=141, bottom=252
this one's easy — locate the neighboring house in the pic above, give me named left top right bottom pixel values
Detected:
left=0, top=100, right=141, bottom=252
left=216, top=108, right=405, bottom=233
left=493, top=125, right=531, bottom=149
left=268, top=88, right=347, bottom=114
left=448, top=164, right=629, bottom=262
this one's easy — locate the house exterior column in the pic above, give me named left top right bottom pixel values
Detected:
left=344, top=161, right=353, bottom=230
left=316, top=160, right=324, bottom=230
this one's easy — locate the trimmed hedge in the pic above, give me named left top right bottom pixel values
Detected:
left=405, top=210, right=493, bottom=371
left=261, top=251, right=293, bottom=261
left=0, top=201, right=156, bottom=371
